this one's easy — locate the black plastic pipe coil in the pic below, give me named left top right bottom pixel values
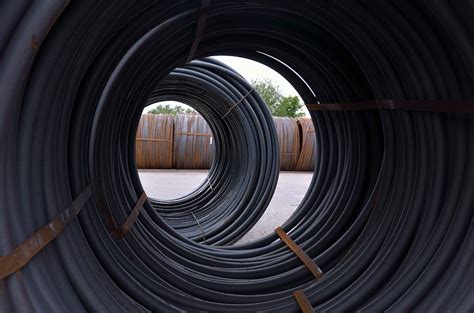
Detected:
left=0, top=1, right=473, bottom=312
left=146, top=58, right=279, bottom=245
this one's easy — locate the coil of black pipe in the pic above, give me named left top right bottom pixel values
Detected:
left=0, top=1, right=473, bottom=312
left=146, top=57, right=279, bottom=245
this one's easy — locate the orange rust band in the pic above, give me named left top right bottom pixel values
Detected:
left=136, top=138, right=173, bottom=143
left=275, top=227, right=324, bottom=280
left=110, top=193, right=147, bottom=240
left=293, top=290, right=315, bottom=313
left=0, top=185, right=92, bottom=280
left=307, top=99, right=474, bottom=113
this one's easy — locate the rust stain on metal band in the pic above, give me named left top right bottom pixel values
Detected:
left=307, top=99, right=474, bottom=113
left=31, top=35, right=39, bottom=51
left=0, top=185, right=92, bottom=279
left=293, top=290, right=315, bottom=313
left=275, top=227, right=324, bottom=280
left=109, top=193, right=147, bottom=240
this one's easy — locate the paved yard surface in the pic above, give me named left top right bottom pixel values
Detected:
left=138, top=170, right=313, bottom=244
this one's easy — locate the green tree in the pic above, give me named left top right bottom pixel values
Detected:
left=148, top=103, right=195, bottom=115
left=252, top=78, right=282, bottom=111
left=251, top=79, right=305, bottom=118
left=274, top=96, right=305, bottom=118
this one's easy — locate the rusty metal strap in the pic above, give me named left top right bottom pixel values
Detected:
left=222, top=88, right=255, bottom=119
left=307, top=99, right=474, bottom=113
left=136, top=138, right=173, bottom=143
left=275, top=227, right=324, bottom=280
left=175, top=132, right=212, bottom=137
left=293, top=290, right=315, bottom=313
left=109, top=193, right=148, bottom=240
left=186, top=0, right=211, bottom=63
left=0, top=185, right=92, bottom=280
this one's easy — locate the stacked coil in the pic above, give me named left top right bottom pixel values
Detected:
left=295, top=118, right=316, bottom=172
left=273, top=117, right=301, bottom=171
left=173, top=113, right=214, bottom=170
left=135, top=114, right=174, bottom=169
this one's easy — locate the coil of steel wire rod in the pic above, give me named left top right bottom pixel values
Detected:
left=135, top=114, right=174, bottom=169
left=296, top=118, right=317, bottom=172
left=1, top=1, right=473, bottom=312
left=273, top=117, right=301, bottom=171
left=145, top=58, right=279, bottom=244
left=172, top=113, right=215, bottom=170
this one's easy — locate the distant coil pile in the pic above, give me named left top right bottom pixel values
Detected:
left=135, top=114, right=316, bottom=171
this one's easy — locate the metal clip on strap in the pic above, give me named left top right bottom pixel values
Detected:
left=0, top=185, right=93, bottom=279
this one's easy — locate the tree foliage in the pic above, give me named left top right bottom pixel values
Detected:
left=147, top=103, right=195, bottom=115
left=251, top=79, right=305, bottom=118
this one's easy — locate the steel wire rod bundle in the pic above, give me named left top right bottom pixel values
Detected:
left=0, top=1, right=473, bottom=312
left=146, top=58, right=279, bottom=245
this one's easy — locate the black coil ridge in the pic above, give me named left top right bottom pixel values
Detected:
left=0, top=1, right=473, bottom=312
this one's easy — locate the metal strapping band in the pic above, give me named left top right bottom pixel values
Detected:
left=136, top=138, right=173, bottom=143
left=109, top=193, right=148, bottom=240
left=175, top=132, right=212, bottom=137
left=275, top=227, right=324, bottom=280
left=0, top=185, right=93, bottom=279
left=293, top=290, right=315, bottom=313
left=222, top=88, right=255, bottom=119
left=307, top=99, right=474, bottom=113
left=207, top=176, right=214, bottom=191
left=191, top=211, right=207, bottom=244
left=186, top=0, right=211, bottom=63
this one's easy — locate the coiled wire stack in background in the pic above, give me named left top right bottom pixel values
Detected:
left=273, top=117, right=301, bottom=171
left=135, top=114, right=174, bottom=169
left=146, top=58, right=279, bottom=245
left=296, top=118, right=316, bottom=172
left=0, top=1, right=473, bottom=312
left=173, top=113, right=215, bottom=170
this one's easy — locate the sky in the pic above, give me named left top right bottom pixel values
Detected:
left=144, top=55, right=309, bottom=116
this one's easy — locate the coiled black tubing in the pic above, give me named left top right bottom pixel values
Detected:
left=147, top=58, right=280, bottom=245
left=0, top=1, right=473, bottom=312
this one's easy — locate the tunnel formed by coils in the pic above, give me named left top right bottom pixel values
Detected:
left=0, top=1, right=473, bottom=312
left=146, top=58, right=280, bottom=245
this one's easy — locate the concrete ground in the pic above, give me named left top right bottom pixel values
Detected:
left=138, top=170, right=313, bottom=244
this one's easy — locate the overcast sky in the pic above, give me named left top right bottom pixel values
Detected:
left=212, top=56, right=301, bottom=97
left=145, top=56, right=309, bottom=116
